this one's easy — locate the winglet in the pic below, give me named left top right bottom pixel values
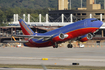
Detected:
left=19, top=19, right=34, bottom=35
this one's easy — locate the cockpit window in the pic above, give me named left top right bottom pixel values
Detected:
left=91, top=19, right=98, bottom=22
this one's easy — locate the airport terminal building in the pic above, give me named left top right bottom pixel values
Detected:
left=49, top=0, right=105, bottom=22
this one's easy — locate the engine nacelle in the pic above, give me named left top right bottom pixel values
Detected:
left=79, top=33, right=93, bottom=42
left=59, top=33, right=68, bottom=39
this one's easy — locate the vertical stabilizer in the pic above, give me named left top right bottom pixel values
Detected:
left=19, top=19, right=34, bottom=35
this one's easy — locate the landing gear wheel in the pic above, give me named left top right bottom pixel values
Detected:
left=67, top=44, right=73, bottom=48
left=53, top=43, right=58, bottom=48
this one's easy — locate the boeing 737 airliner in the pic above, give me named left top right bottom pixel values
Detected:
left=4, top=18, right=103, bottom=48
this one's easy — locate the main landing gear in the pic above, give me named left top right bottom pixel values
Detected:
left=67, top=40, right=73, bottom=48
left=67, top=44, right=73, bottom=48
left=53, top=42, right=58, bottom=48
left=53, top=42, right=73, bottom=48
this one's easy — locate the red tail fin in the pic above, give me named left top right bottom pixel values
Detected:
left=19, top=19, right=34, bottom=35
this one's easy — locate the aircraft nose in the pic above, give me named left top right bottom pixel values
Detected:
left=91, top=20, right=103, bottom=28
left=99, top=21, right=103, bottom=27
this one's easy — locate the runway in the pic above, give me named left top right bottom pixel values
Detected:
left=0, top=68, right=62, bottom=70
left=0, top=47, right=105, bottom=67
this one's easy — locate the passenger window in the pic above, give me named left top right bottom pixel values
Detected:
left=91, top=19, right=98, bottom=22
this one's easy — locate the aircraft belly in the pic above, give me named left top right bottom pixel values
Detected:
left=68, top=28, right=98, bottom=36
left=52, top=27, right=99, bottom=43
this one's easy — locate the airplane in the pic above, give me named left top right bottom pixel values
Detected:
left=3, top=18, right=103, bottom=48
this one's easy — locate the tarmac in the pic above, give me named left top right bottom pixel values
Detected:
left=0, top=46, right=105, bottom=70
left=0, top=68, right=63, bottom=70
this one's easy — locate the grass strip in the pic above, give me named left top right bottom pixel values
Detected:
left=0, top=64, right=105, bottom=70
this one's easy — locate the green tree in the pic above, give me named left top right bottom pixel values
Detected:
left=0, top=10, right=6, bottom=25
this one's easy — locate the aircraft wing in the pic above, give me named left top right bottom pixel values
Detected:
left=13, top=35, right=52, bottom=38
left=2, top=35, right=53, bottom=43
left=2, top=40, right=28, bottom=43
left=13, top=35, right=53, bottom=41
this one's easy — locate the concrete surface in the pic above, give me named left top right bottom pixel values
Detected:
left=0, top=68, right=63, bottom=70
left=0, top=47, right=105, bottom=67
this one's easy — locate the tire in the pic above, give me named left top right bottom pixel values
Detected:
left=67, top=44, right=73, bottom=48
left=53, top=43, right=58, bottom=48
left=55, top=44, right=58, bottom=48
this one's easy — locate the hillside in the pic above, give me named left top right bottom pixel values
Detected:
left=0, top=0, right=57, bottom=9
left=0, top=0, right=104, bottom=9
left=0, top=0, right=104, bottom=25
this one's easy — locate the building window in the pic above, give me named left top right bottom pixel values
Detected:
left=65, top=13, right=70, bottom=15
left=77, top=13, right=81, bottom=15
left=95, top=13, right=104, bottom=15
left=95, top=13, right=100, bottom=15
left=78, top=19, right=80, bottom=21
left=98, top=18, right=100, bottom=20
left=82, top=18, right=85, bottom=20
left=73, top=13, right=76, bottom=16
left=82, top=13, right=86, bottom=15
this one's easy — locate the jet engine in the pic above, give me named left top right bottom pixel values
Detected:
left=78, top=33, right=93, bottom=42
left=59, top=33, right=68, bottom=39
